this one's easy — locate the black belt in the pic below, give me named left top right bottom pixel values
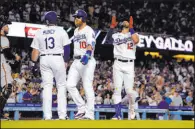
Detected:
left=115, top=58, right=133, bottom=62
left=40, top=54, right=62, bottom=56
left=74, top=56, right=82, bottom=59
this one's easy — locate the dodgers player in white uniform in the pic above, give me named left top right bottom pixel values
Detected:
left=0, top=22, right=21, bottom=117
left=66, top=9, right=96, bottom=120
left=105, top=16, right=139, bottom=120
left=31, top=11, right=71, bottom=120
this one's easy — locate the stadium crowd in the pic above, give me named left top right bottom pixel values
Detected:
left=4, top=48, right=194, bottom=108
left=0, top=0, right=194, bottom=37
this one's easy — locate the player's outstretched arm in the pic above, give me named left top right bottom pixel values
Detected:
left=129, top=16, right=139, bottom=44
left=105, top=16, right=118, bottom=44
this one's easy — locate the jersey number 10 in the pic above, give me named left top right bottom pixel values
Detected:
left=80, top=41, right=87, bottom=49
left=45, top=37, right=55, bottom=49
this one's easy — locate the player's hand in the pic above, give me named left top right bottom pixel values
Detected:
left=129, top=16, right=133, bottom=29
left=110, top=16, right=118, bottom=28
left=80, top=55, right=89, bottom=65
left=15, top=54, right=21, bottom=61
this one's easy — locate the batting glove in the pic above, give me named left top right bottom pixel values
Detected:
left=129, top=16, right=133, bottom=29
left=110, top=16, right=118, bottom=28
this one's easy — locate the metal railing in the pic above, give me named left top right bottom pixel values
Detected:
left=4, top=104, right=194, bottom=120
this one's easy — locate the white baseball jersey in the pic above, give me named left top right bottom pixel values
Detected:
left=1, top=36, right=10, bottom=63
left=112, top=32, right=136, bottom=59
left=73, top=25, right=96, bottom=56
left=31, top=26, right=71, bottom=54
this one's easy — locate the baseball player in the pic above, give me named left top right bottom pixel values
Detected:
left=105, top=16, right=139, bottom=120
left=0, top=22, right=21, bottom=117
left=31, top=11, right=71, bottom=120
left=66, top=9, right=96, bottom=120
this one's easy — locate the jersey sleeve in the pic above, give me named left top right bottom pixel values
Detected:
left=62, top=30, right=71, bottom=46
left=112, top=33, right=120, bottom=46
left=30, top=31, right=40, bottom=50
left=86, top=28, right=96, bottom=48
left=0, top=37, right=10, bottom=49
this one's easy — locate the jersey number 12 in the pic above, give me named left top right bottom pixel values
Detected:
left=45, top=37, right=55, bottom=49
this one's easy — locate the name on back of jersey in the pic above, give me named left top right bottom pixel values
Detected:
left=43, top=29, right=55, bottom=35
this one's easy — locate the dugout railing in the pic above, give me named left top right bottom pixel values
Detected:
left=4, top=103, right=194, bottom=120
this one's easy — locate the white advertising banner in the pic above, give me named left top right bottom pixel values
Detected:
left=7, top=22, right=63, bottom=38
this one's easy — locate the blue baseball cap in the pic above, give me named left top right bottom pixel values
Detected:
left=44, top=11, right=57, bottom=24
left=72, top=9, right=87, bottom=22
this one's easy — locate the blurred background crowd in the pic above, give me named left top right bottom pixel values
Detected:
left=0, top=0, right=195, bottom=38
left=4, top=48, right=194, bottom=108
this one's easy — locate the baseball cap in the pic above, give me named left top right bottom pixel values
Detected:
left=44, top=11, right=57, bottom=24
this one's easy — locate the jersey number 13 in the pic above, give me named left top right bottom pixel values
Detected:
left=45, top=37, right=55, bottom=49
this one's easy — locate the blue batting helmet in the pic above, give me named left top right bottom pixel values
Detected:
left=44, top=11, right=57, bottom=24
left=72, top=9, right=87, bottom=22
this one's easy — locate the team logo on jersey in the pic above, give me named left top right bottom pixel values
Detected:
left=73, top=34, right=86, bottom=42
left=114, top=37, right=131, bottom=44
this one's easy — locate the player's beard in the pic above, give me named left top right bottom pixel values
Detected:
left=122, top=21, right=129, bottom=28
left=74, top=19, right=83, bottom=27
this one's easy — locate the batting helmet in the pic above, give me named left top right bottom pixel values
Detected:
left=72, top=9, right=87, bottom=22
left=44, top=11, right=57, bottom=24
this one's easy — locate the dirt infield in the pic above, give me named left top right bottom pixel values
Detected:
left=1, top=120, right=194, bottom=128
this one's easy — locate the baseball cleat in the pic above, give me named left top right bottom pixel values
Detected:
left=111, top=113, right=122, bottom=120
left=74, top=112, right=85, bottom=119
left=78, top=115, right=93, bottom=120
left=129, top=109, right=136, bottom=119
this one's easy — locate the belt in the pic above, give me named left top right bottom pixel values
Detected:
left=115, top=58, right=133, bottom=62
left=40, top=54, right=62, bottom=56
left=74, top=56, right=82, bottom=59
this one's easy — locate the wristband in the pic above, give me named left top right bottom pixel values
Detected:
left=130, top=28, right=135, bottom=35
left=86, top=50, right=92, bottom=57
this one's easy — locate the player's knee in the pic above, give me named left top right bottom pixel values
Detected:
left=126, top=89, right=136, bottom=99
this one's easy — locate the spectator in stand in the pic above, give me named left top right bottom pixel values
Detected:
left=15, top=73, right=26, bottom=87
left=104, top=94, right=112, bottom=105
left=95, top=93, right=103, bottom=104
left=185, top=91, right=193, bottom=106
left=16, top=86, right=26, bottom=103
left=158, top=96, right=169, bottom=120
left=22, top=87, right=32, bottom=103
left=171, top=90, right=183, bottom=106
